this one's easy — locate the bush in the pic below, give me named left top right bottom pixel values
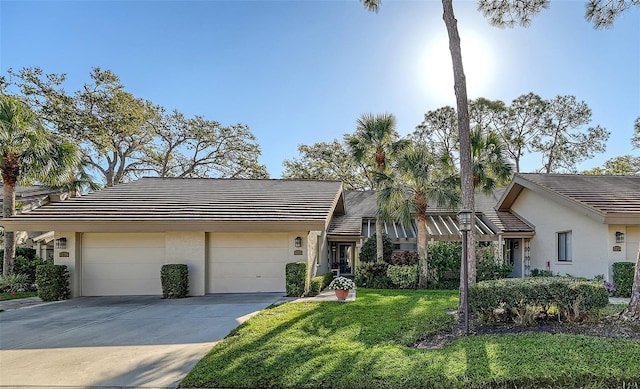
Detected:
left=387, top=264, right=418, bottom=289
left=285, top=262, right=307, bottom=297
left=530, top=268, right=554, bottom=277
left=160, top=264, right=189, bottom=298
left=15, top=255, right=49, bottom=283
left=355, top=261, right=391, bottom=288
left=359, top=233, right=393, bottom=263
left=477, top=246, right=512, bottom=281
left=0, top=273, right=32, bottom=293
left=390, top=250, right=419, bottom=266
left=36, top=264, right=70, bottom=301
left=612, top=262, right=635, bottom=298
left=429, top=241, right=461, bottom=284
left=307, top=272, right=334, bottom=297
left=470, top=277, right=609, bottom=325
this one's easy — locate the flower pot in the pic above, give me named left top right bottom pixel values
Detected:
left=335, top=288, right=349, bottom=301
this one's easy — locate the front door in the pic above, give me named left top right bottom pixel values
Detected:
left=506, top=239, right=522, bottom=278
left=338, top=243, right=354, bottom=275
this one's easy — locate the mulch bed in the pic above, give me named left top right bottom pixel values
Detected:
left=415, top=312, right=640, bottom=349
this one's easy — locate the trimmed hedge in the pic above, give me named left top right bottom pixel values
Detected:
left=355, top=261, right=391, bottom=288
left=36, top=264, right=70, bottom=301
left=470, top=277, right=609, bottom=325
left=161, top=264, right=189, bottom=298
left=612, top=262, right=635, bottom=298
left=387, top=264, right=418, bottom=289
left=307, top=272, right=334, bottom=297
left=285, top=262, right=307, bottom=297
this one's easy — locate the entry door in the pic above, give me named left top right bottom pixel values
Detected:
left=507, top=239, right=522, bottom=278
left=338, top=244, right=354, bottom=275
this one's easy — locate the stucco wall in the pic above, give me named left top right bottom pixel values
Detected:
left=165, top=232, right=206, bottom=296
left=54, top=232, right=81, bottom=297
left=511, top=189, right=609, bottom=279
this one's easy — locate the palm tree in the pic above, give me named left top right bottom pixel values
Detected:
left=0, top=95, right=80, bottom=275
left=378, top=145, right=459, bottom=288
left=471, top=129, right=513, bottom=195
left=347, top=113, right=408, bottom=261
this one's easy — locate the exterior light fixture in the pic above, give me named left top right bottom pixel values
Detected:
left=457, top=209, right=473, bottom=335
left=295, top=237, right=302, bottom=247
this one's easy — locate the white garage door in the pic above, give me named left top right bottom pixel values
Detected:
left=82, top=233, right=165, bottom=296
left=207, top=232, right=290, bottom=293
left=627, top=227, right=640, bottom=261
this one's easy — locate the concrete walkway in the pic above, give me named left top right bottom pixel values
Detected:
left=0, top=293, right=283, bottom=388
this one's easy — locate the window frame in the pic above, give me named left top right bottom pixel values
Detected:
left=557, top=231, right=572, bottom=262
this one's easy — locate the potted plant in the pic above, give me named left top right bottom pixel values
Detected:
left=329, top=276, right=355, bottom=300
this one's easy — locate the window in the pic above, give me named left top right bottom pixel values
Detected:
left=557, top=231, right=572, bottom=262
left=615, top=232, right=625, bottom=243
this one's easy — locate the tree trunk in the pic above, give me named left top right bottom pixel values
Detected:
left=623, top=244, right=640, bottom=321
left=417, top=214, right=429, bottom=289
left=2, top=170, right=17, bottom=276
left=375, top=218, right=383, bottom=262
left=442, top=0, right=476, bottom=311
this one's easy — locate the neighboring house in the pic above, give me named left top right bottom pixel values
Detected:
left=0, top=185, right=66, bottom=260
left=497, top=174, right=640, bottom=280
left=2, top=178, right=344, bottom=297
left=327, top=189, right=534, bottom=277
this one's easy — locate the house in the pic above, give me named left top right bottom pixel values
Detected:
left=1, top=178, right=344, bottom=297
left=497, top=174, right=640, bottom=280
left=0, top=185, right=67, bottom=261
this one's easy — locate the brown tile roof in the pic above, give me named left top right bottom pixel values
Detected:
left=2, top=178, right=344, bottom=231
left=0, top=185, right=62, bottom=213
left=500, top=174, right=640, bottom=224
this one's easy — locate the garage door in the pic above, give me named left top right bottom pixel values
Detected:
left=82, top=233, right=165, bottom=296
left=627, top=227, right=640, bottom=261
left=207, top=232, right=290, bottom=293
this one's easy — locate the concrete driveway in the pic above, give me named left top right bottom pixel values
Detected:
left=0, top=293, right=284, bottom=388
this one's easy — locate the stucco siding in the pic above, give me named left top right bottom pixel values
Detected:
left=626, top=227, right=640, bottom=262
left=511, top=189, right=609, bottom=279
left=165, top=232, right=206, bottom=296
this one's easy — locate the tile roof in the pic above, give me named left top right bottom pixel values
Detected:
left=498, top=174, right=640, bottom=224
left=3, top=178, right=344, bottom=230
left=0, top=185, right=61, bottom=213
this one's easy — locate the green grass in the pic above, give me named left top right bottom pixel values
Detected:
left=0, top=291, right=37, bottom=301
left=181, top=289, right=640, bottom=389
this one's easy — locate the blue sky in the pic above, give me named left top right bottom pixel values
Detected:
left=1, top=0, right=638, bottom=177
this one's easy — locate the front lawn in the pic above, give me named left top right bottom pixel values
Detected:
left=0, top=291, right=38, bottom=301
left=181, top=289, right=640, bottom=388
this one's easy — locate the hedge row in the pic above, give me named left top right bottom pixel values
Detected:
left=469, top=277, right=609, bottom=325
left=36, top=264, right=70, bottom=301
left=612, top=262, right=635, bottom=298
left=307, top=272, right=335, bottom=297
left=161, top=264, right=189, bottom=298
left=285, top=262, right=308, bottom=297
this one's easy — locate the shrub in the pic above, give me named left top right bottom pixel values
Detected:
left=477, top=246, right=512, bottom=281
left=355, top=261, right=391, bottom=288
left=390, top=250, right=419, bottom=266
left=36, top=264, right=70, bottom=301
left=0, top=273, right=32, bottom=293
left=160, top=264, right=189, bottom=298
left=530, top=268, right=554, bottom=277
left=470, top=277, right=609, bottom=325
left=285, top=262, right=307, bottom=297
left=359, top=233, right=393, bottom=263
left=612, top=262, right=635, bottom=298
left=429, top=241, right=461, bottom=283
left=387, top=264, right=418, bottom=289
left=15, top=255, right=49, bottom=283
left=307, top=272, right=334, bottom=297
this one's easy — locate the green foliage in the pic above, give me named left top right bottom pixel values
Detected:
left=35, top=264, right=70, bottom=301
left=160, top=264, right=189, bottom=299
left=285, top=262, right=307, bottom=297
left=429, top=241, right=461, bottom=284
left=530, top=268, right=554, bottom=277
left=181, top=289, right=640, bottom=389
left=0, top=273, right=32, bottom=293
left=0, top=291, right=38, bottom=301
left=354, top=261, right=391, bottom=288
left=470, top=277, right=609, bottom=325
left=0, top=248, right=48, bottom=278
left=386, top=264, right=418, bottom=289
left=390, top=250, right=419, bottom=266
left=612, top=262, right=635, bottom=298
left=476, top=245, right=512, bottom=281
left=358, top=233, right=393, bottom=263
left=307, top=273, right=335, bottom=297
